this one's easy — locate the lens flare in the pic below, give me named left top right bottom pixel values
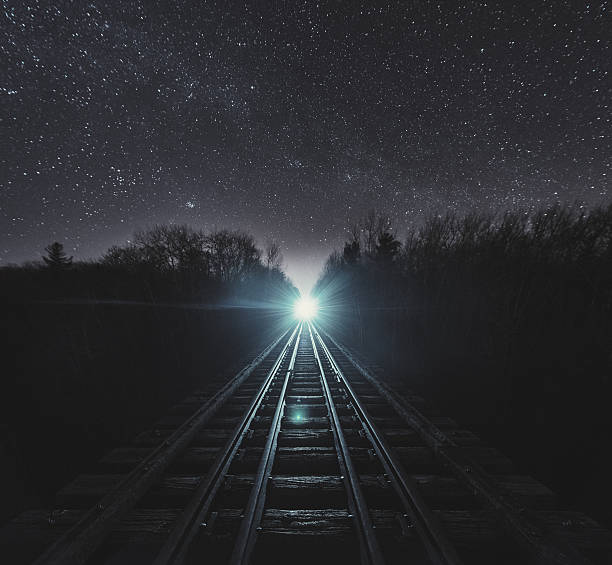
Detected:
left=294, top=295, right=318, bottom=321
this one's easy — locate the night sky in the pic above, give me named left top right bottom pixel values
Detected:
left=2, top=2, right=610, bottom=292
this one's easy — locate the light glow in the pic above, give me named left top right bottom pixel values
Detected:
left=294, top=295, right=319, bottom=321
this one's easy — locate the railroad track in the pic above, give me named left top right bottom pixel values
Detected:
left=2, top=322, right=611, bottom=564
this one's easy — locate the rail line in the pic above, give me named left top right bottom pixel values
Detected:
left=1, top=322, right=611, bottom=564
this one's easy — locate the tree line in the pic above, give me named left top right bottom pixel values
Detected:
left=317, top=204, right=612, bottom=321
left=315, top=203, right=612, bottom=378
left=1, top=225, right=296, bottom=303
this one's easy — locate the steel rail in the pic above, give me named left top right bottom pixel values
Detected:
left=312, top=324, right=464, bottom=565
left=153, top=323, right=301, bottom=565
left=320, top=327, right=593, bottom=565
left=33, top=326, right=293, bottom=565
left=308, top=323, right=385, bottom=565
left=229, top=323, right=303, bottom=565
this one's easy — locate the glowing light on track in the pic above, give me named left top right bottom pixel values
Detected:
left=293, top=295, right=319, bottom=321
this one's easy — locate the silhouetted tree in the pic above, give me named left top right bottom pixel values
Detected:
left=375, top=231, right=401, bottom=263
left=205, top=230, right=261, bottom=283
left=343, top=240, right=361, bottom=264
left=361, top=211, right=391, bottom=256
left=264, top=241, right=283, bottom=270
left=134, top=225, right=207, bottom=272
left=322, top=250, right=343, bottom=277
left=43, top=242, right=73, bottom=269
left=102, top=244, right=144, bottom=269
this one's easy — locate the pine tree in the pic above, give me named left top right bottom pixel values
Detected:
left=43, top=242, right=73, bottom=269
left=375, top=231, right=401, bottom=263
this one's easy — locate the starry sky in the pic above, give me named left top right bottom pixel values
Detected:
left=2, top=1, right=610, bottom=292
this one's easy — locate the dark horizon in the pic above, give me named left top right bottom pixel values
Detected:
left=3, top=201, right=611, bottom=297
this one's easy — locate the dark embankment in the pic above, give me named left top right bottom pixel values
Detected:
left=0, top=225, right=297, bottom=523
left=315, top=205, right=612, bottom=528
left=0, top=302, right=291, bottom=523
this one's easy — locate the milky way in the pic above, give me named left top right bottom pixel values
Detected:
left=2, top=2, right=610, bottom=291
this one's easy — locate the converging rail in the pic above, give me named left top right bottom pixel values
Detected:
left=2, top=322, right=612, bottom=564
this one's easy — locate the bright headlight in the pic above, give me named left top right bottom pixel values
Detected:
left=294, top=295, right=318, bottom=321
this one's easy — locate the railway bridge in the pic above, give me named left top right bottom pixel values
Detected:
left=2, top=322, right=611, bottom=564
